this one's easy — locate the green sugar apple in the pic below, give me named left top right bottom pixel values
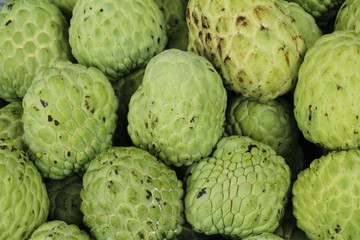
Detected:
left=49, top=0, right=77, bottom=18
left=293, top=30, right=360, bottom=150
left=81, top=146, right=184, bottom=240
left=334, top=0, right=360, bottom=33
left=287, top=0, right=345, bottom=18
left=127, top=49, right=227, bottom=167
left=0, top=0, right=72, bottom=101
left=186, top=0, right=306, bottom=102
left=242, top=233, right=285, bottom=240
left=277, top=0, right=323, bottom=49
left=154, top=0, right=187, bottom=33
left=46, top=174, right=84, bottom=227
left=292, top=149, right=360, bottom=239
left=28, top=220, right=90, bottom=240
left=185, top=135, right=291, bottom=239
left=69, top=0, right=167, bottom=80
left=166, top=20, right=189, bottom=51
left=0, top=101, right=25, bottom=150
left=22, top=60, right=119, bottom=179
left=0, top=144, right=49, bottom=240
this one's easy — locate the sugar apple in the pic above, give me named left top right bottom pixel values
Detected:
left=166, top=20, right=189, bottom=51
left=0, top=143, right=49, bottom=240
left=242, top=233, right=285, bottom=240
left=69, top=0, right=167, bottom=80
left=46, top=174, right=84, bottom=227
left=128, top=49, right=227, bottom=166
left=186, top=0, right=306, bottom=102
left=49, top=0, right=77, bottom=18
left=293, top=149, right=360, bottom=239
left=293, top=30, right=360, bottom=150
left=277, top=0, right=323, bottom=48
left=28, top=220, right=90, bottom=240
left=287, top=0, right=345, bottom=18
left=185, top=135, right=291, bottom=238
left=0, top=101, right=25, bottom=150
left=81, top=146, right=184, bottom=240
left=22, top=60, right=119, bottom=179
left=0, top=0, right=73, bottom=101
left=334, top=0, right=360, bottom=33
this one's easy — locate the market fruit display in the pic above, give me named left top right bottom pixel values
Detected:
left=186, top=0, right=306, bottom=102
left=0, top=0, right=359, bottom=239
left=80, top=146, right=184, bottom=239
left=293, top=30, right=360, bottom=150
left=27, top=220, right=90, bottom=240
left=0, top=0, right=73, bottom=101
left=0, top=144, right=49, bottom=240
left=127, top=48, right=227, bottom=167
left=184, top=136, right=291, bottom=238
left=22, top=60, right=119, bottom=179
left=293, top=150, right=360, bottom=239
left=69, top=0, right=167, bottom=80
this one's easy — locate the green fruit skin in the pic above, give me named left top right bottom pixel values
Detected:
left=22, top=60, right=119, bottom=179
left=185, top=135, right=291, bottom=239
left=0, top=0, right=73, bottom=101
left=69, top=0, right=167, bottom=80
left=81, top=146, right=184, bottom=240
left=288, top=0, right=344, bottom=17
left=127, top=49, right=227, bottom=167
left=0, top=144, right=50, bottom=240
left=28, top=220, right=90, bottom=240
left=293, top=150, right=360, bottom=240
left=293, top=31, right=360, bottom=150
left=335, top=0, right=360, bottom=33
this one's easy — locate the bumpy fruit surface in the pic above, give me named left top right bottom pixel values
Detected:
left=0, top=0, right=72, bottom=101
left=47, top=174, right=84, bottom=226
left=22, top=60, right=119, bottom=179
left=288, top=0, right=344, bottom=17
left=28, top=220, right=90, bottom=240
left=185, top=135, right=291, bottom=239
left=334, top=0, right=360, bottom=33
left=243, top=232, right=285, bottom=240
left=0, top=101, right=25, bottom=150
left=186, top=0, right=306, bottom=102
left=69, top=0, right=167, bottom=80
left=128, top=49, right=227, bottom=166
left=293, top=150, right=360, bottom=239
left=0, top=144, right=49, bottom=240
left=277, top=0, right=323, bottom=48
left=81, top=146, right=184, bottom=240
left=293, top=31, right=360, bottom=150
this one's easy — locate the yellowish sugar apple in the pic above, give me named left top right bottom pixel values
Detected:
left=334, top=0, right=360, bottom=33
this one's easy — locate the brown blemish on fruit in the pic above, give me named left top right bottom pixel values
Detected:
left=197, top=188, right=207, bottom=198
left=236, top=16, right=248, bottom=27
left=5, top=20, right=11, bottom=26
left=47, top=115, right=53, bottom=122
left=308, top=105, right=312, bottom=121
left=285, top=51, right=290, bottom=67
left=54, top=120, right=60, bottom=126
left=40, top=99, right=48, bottom=108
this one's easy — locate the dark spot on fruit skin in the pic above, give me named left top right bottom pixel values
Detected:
left=236, top=16, right=248, bottom=26
left=247, top=144, right=257, bottom=152
left=337, top=85, right=342, bottom=90
left=201, top=16, right=209, bottom=29
left=5, top=20, right=11, bottom=26
left=205, top=32, right=212, bottom=41
left=260, top=24, right=268, bottom=31
left=197, top=188, right=206, bottom=198
left=40, top=99, right=48, bottom=108
left=308, top=105, right=312, bottom=121
left=146, top=190, right=152, bottom=199
left=100, top=8, right=103, bottom=12
left=285, top=51, right=290, bottom=66
left=48, top=115, right=53, bottom=122
left=335, top=224, right=341, bottom=233
left=192, top=12, right=199, bottom=25
left=67, top=151, right=71, bottom=157
left=54, top=120, right=60, bottom=126
left=6, top=3, right=14, bottom=10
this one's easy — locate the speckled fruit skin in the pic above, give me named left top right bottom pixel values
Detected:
left=335, top=0, right=360, bottom=33
left=0, top=101, right=25, bottom=150
left=22, top=60, right=119, bottom=180
left=28, top=220, right=90, bottom=240
left=288, top=0, right=344, bottom=17
left=0, top=0, right=72, bottom=102
left=293, top=31, right=360, bottom=150
left=186, top=0, right=306, bottom=102
left=0, top=144, right=49, bottom=240
left=127, top=49, right=227, bottom=167
left=69, top=0, right=167, bottom=80
left=293, top=150, right=360, bottom=240
left=185, top=135, right=291, bottom=239
left=80, top=146, right=184, bottom=240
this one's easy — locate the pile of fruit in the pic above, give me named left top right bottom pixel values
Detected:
left=0, top=0, right=359, bottom=239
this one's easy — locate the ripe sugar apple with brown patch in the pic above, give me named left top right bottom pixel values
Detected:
left=186, top=0, right=306, bottom=102
left=0, top=101, right=25, bottom=150
left=0, top=143, right=49, bottom=240
left=22, top=60, right=119, bottom=179
left=334, top=0, right=360, bottom=33
left=28, top=220, right=90, bottom=240
left=0, top=0, right=73, bottom=101
left=80, top=146, right=184, bottom=240
left=127, top=49, right=227, bottom=167
left=46, top=174, right=84, bottom=227
left=69, top=0, right=167, bottom=80
left=287, top=0, right=345, bottom=18
left=184, top=135, right=291, bottom=239
left=293, top=149, right=360, bottom=239
left=293, top=30, right=360, bottom=150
